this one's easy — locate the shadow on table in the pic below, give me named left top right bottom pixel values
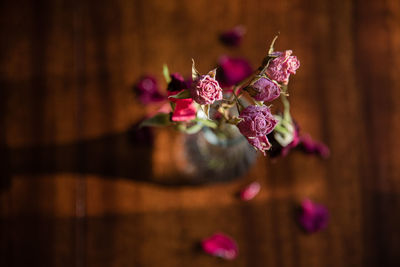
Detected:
left=0, top=122, right=204, bottom=191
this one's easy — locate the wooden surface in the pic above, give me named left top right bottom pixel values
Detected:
left=1, top=0, right=400, bottom=266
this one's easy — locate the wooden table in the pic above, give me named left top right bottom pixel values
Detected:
left=1, top=0, right=399, bottom=266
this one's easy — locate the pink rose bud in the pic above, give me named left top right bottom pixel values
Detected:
left=191, top=75, right=223, bottom=105
left=217, top=56, right=253, bottom=87
left=266, top=50, right=300, bottom=85
left=245, top=77, right=281, bottom=102
left=240, top=181, right=261, bottom=201
left=298, top=199, right=329, bottom=233
left=219, top=25, right=246, bottom=47
left=202, top=233, right=238, bottom=260
left=237, top=105, right=278, bottom=138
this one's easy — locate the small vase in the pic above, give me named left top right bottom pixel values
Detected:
left=182, top=124, right=257, bottom=183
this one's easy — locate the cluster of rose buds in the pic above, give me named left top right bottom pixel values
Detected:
left=137, top=37, right=303, bottom=155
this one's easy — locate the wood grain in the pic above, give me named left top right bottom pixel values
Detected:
left=1, top=0, right=400, bottom=266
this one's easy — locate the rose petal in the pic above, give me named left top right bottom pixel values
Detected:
left=298, top=199, right=329, bottom=233
left=134, top=76, right=166, bottom=104
left=217, top=56, right=253, bottom=87
left=219, top=25, right=246, bottom=47
left=167, top=90, right=197, bottom=122
left=202, top=233, right=238, bottom=260
left=240, top=181, right=261, bottom=201
left=171, top=98, right=197, bottom=122
left=300, top=134, right=330, bottom=159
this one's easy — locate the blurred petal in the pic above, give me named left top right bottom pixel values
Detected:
left=219, top=25, right=246, bottom=47
left=300, top=134, right=330, bottom=159
left=240, top=181, right=261, bottom=201
left=217, top=56, right=253, bottom=87
left=134, top=76, right=165, bottom=104
left=202, top=233, right=238, bottom=260
left=167, top=73, right=190, bottom=92
left=298, top=199, right=329, bottom=233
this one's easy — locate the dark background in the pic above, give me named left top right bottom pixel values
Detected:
left=1, top=0, right=400, bottom=266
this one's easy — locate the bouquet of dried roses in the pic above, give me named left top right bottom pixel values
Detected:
left=139, top=36, right=303, bottom=157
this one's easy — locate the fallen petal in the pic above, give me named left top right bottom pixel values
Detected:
left=298, top=199, right=329, bottom=233
left=240, top=181, right=261, bottom=201
left=201, top=233, right=238, bottom=260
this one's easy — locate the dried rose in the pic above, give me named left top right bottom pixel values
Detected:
left=266, top=50, right=300, bottom=85
left=217, top=56, right=253, bottom=87
left=202, top=233, right=238, bottom=260
left=244, top=77, right=281, bottom=102
left=298, top=199, right=329, bottom=233
left=237, top=105, right=278, bottom=138
left=219, top=25, right=246, bottom=47
left=240, top=181, right=261, bottom=201
left=191, top=75, right=223, bottom=105
left=134, top=76, right=165, bottom=104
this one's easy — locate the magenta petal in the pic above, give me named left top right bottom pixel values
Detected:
left=298, top=199, right=329, bottom=233
left=240, top=181, right=261, bottom=201
left=300, top=134, right=330, bottom=159
left=202, top=233, right=238, bottom=260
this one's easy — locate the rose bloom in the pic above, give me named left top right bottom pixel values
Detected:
left=191, top=75, right=223, bottom=105
left=237, top=105, right=277, bottom=155
left=266, top=50, right=300, bottom=85
left=237, top=105, right=278, bottom=137
left=245, top=77, right=281, bottom=102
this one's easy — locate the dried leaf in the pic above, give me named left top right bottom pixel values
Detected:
left=168, top=89, right=191, bottom=99
left=163, top=64, right=171, bottom=84
left=192, top=59, right=200, bottom=81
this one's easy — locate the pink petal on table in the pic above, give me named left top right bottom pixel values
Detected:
left=298, top=199, right=329, bottom=233
left=201, top=233, right=238, bottom=260
left=240, top=181, right=261, bottom=201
